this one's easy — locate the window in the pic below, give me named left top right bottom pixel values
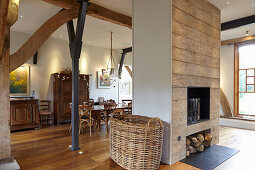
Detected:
left=235, top=44, right=255, bottom=115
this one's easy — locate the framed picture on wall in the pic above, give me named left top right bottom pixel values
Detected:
left=10, top=65, right=30, bottom=96
left=120, top=81, right=130, bottom=95
left=97, top=71, right=111, bottom=89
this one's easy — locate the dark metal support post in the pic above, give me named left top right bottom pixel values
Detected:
left=118, top=47, right=132, bottom=79
left=66, top=0, right=89, bottom=151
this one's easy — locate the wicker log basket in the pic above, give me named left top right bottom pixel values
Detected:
left=109, top=115, right=164, bottom=170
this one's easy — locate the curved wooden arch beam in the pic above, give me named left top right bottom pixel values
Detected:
left=220, top=88, right=233, bottom=118
left=10, top=9, right=79, bottom=72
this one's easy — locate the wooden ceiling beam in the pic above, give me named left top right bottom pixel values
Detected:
left=42, top=0, right=78, bottom=9
left=221, top=15, right=255, bottom=31
left=42, top=0, right=132, bottom=29
left=125, top=65, right=132, bottom=78
left=220, top=88, right=233, bottom=118
left=221, top=34, right=255, bottom=46
left=10, top=9, right=79, bottom=72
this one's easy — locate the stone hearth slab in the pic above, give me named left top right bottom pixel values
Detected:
left=181, top=145, right=239, bottom=170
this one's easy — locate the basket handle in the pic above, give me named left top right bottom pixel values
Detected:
left=147, top=117, right=163, bottom=128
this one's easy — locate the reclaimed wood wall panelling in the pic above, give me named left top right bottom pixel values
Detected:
left=172, top=47, right=220, bottom=69
left=172, top=74, right=220, bottom=88
left=171, top=0, right=220, bottom=164
left=172, top=7, right=220, bottom=40
left=172, top=0, right=220, bottom=30
left=173, top=34, right=219, bottom=59
left=186, top=0, right=220, bottom=22
left=172, top=20, right=220, bottom=49
left=172, top=60, right=220, bottom=79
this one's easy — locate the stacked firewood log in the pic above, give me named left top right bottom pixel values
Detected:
left=186, top=133, right=212, bottom=157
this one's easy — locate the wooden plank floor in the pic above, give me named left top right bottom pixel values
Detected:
left=215, top=126, right=255, bottom=170
left=11, top=125, right=252, bottom=170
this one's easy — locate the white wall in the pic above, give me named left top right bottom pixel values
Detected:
left=119, top=64, right=132, bottom=102
left=10, top=31, right=120, bottom=104
left=133, top=0, right=172, bottom=164
left=124, top=52, right=132, bottom=66
left=220, top=45, right=234, bottom=114
left=117, top=50, right=132, bottom=102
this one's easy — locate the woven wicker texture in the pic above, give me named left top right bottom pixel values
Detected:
left=109, top=115, right=164, bottom=170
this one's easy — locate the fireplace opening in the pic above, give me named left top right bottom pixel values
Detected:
left=187, top=87, right=210, bottom=125
left=186, top=129, right=212, bottom=157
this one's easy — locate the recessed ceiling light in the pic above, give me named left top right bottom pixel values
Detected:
left=68, top=145, right=72, bottom=148
left=20, top=15, right=23, bottom=18
left=60, top=35, right=63, bottom=38
left=226, top=1, right=231, bottom=5
left=78, top=151, right=83, bottom=154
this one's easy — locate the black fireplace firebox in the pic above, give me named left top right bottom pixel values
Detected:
left=187, top=87, right=210, bottom=125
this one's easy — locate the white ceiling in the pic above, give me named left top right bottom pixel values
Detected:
left=11, top=0, right=255, bottom=46
left=208, top=0, right=255, bottom=40
left=11, top=0, right=132, bottom=49
left=208, top=0, right=255, bottom=23
left=221, top=23, right=255, bottom=41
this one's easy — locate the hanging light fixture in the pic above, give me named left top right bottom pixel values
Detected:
left=246, top=31, right=249, bottom=36
left=102, top=32, right=118, bottom=82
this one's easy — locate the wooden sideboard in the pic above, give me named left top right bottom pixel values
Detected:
left=10, top=99, right=40, bottom=131
left=52, top=73, right=90, bottom=125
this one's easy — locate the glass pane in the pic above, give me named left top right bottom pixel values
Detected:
left=239, top=70, right=246, bottom=92
left=247, top=77, right=254, bottom=84
left=239, top=44, right=255, bottom=69
left=247, top=85, right=254, bottom=92
left=247, top=69, right=254, bottom=76
left=239, top=93, right=255, bottom=115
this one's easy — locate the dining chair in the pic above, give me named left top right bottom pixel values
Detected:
left=122, top=99, right=132, bottom=105
left=104, top=103, right=117, bottom=130
left=112, top=108, right=125, bottom=118
left=127, top=102, right=132, bottom=114
left=79, top=105, right=96, bottom=136
left=122, top=100, right=132, bottom=114
left=89, top=98, right=94, bottom=103
left=83, top=99, right=94, bottom=108
left=106, top=99, right=116, bottom=104
left=39, top=100, right=54, bottom=126
left=69, top=105, right=96, bottom=136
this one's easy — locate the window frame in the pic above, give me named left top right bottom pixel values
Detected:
left=234, top=42, right=255, bottom=116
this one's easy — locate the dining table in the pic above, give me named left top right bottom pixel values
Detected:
left=89, top=104, right=130, bottom=131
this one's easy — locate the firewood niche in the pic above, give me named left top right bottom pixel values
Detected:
left=186, top=129, right=212, bottom=157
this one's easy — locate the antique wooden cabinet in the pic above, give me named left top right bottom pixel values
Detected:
left=52, top=73, right=90, bottom=124
left=10, top=99, right=40, bottom=131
